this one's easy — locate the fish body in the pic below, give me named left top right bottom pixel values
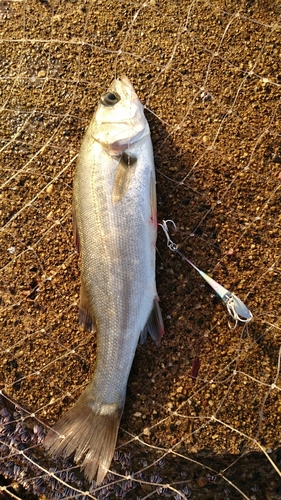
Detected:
left=44, top=76, right=163, bottom=484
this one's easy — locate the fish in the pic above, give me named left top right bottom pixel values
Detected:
left=43, top=75, right=164, bottom=485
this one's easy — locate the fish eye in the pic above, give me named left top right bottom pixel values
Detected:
left=101, top=92, right=120, bottom=106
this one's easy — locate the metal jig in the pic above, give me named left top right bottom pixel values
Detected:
left=159, top=219, right=253, bottom=328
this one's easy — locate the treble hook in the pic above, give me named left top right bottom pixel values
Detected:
left=224, top=292, right=253, bottom=329
left=159, top=219, right=253, bottom=328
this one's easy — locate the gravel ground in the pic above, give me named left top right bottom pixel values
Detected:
left=0, top=0, right=281, bottom=498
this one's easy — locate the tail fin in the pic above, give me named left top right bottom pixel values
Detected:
left=44, top=391, right=122, bottom=485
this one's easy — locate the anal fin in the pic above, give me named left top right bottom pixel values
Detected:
left=140, top=297, right=164, bottom=346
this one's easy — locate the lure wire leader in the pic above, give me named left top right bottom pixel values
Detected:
left=159, top=219, right=253, bottom=329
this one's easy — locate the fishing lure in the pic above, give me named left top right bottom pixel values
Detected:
left=159, top=219, right=253, bottom=328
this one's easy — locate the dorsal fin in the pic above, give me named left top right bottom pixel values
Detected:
left=79, top=277, right=95, bottom=332
left=72, top=204, right=80, bottom=254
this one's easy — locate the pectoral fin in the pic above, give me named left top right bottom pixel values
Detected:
left=112, top=151, right=137, bottom=204
left=140, top=297, right=164, bottom=346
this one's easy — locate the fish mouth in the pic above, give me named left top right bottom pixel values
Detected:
left=109, top=75, right=140, bottom=104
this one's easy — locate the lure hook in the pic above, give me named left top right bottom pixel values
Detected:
left=158, top=220, right=178, bottom=252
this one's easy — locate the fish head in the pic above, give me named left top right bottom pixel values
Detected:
left=91, top=75, right=150, bottom=155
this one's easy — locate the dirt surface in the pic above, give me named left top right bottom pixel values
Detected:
left=1, top=0, right=281, bottom=498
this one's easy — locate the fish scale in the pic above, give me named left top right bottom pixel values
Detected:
left=44, top=75, right=164, bottom=485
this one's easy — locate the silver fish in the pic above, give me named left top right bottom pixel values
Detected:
left=44, top=75, right=164, bottom=485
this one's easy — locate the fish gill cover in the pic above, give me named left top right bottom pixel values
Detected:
left=0, top=0, right=281, bottom=499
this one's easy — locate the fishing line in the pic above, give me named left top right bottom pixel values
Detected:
left=159, top=219, right=253, bottom=329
